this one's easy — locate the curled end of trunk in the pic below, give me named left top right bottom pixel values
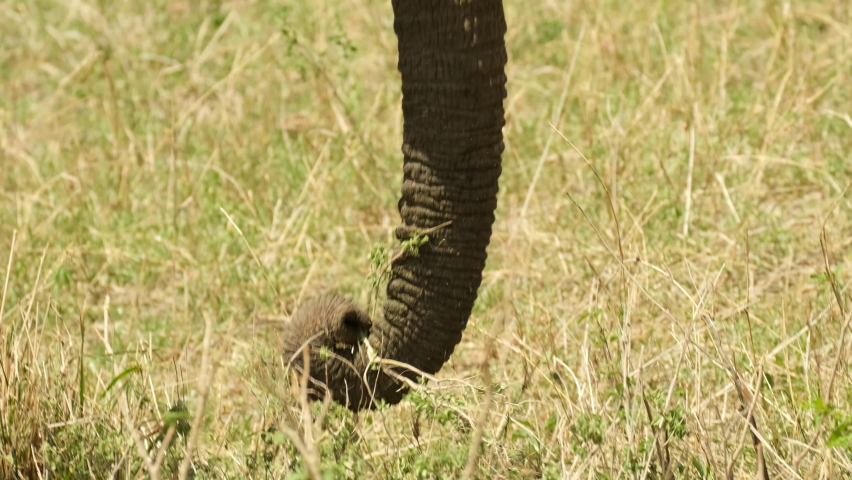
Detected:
left=281, top=295, right=374, bottom=410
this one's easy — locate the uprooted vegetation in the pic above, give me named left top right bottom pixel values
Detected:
left=1, top=0, right=851, bottom=478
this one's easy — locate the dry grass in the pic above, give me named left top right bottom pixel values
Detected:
left=1, top=0, right=851, bottom=478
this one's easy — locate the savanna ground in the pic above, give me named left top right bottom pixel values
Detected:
left=1, top=0, right=851, bottom=478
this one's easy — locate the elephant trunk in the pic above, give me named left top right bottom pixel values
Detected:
left=365, top=0, right=507, bottom=406
left=283, top=0, right=507, bottom=411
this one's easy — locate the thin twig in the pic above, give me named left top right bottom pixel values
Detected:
left=552, top=124, right=624, bottom=271
left=461, top=339, right=496, bottom=480
left=641, top=388, right=670, bottom=478
left=178, top=311, right=217, bottom=480
left=714, top=173, right=741, bottom=224
left=821, top=229, right=851, bottom=404
left=23, top=243, right=48, bottom=325
left=220, top=207, right=280, bottom=300
left=703, top=314, right=769, bottom=480
left=282, top=346, right=322, bottom=480
left=683, top=125, right=695, bottom=237
left=522, top=25, right=585, bottom=218
left=0, top=229, right=17, bottom=329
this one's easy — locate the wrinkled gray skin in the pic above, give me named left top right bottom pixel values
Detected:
left=283, top=0, right=507, bottom=411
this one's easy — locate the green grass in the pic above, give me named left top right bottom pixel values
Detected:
left=2, top=0, right=851, bottom=478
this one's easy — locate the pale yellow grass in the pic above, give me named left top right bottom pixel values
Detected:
left=1, top=0, right=851, bottom=478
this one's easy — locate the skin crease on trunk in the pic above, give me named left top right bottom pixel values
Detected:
left=282, top=0, right=508, bottom=411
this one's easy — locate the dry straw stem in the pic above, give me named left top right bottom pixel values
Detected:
left=282, top=347, right=322, bottom=480
left=702, top=314, right=770, bottom=480
left=522, top=24, right=584, bottom=219
left=460, top=337, right=497, bottom=480
left=682, top=124, right=695, bottom=237
left=641, top=388, right=671, bottom=480
left=819, top=183, right=851, bottom=405
left=220, top=206, right=280, bottom=300
left=0, top=230, right=16, bottom=329
left=178, top=311, right=218, bottom=480
left=100, top=294, right=158, bottom=478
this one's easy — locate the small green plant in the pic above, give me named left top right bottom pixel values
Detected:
left=647, top=387, right=688, bottom=440
left=569, top=412, right=606, bottom=458
left=400, top=231, right=429, bottom=257
left=367, top=242, right=390, bottom=285
left=366, top=242, right=391, bottom=316
left=659, top=404, right=687, bottom=440
left=691, top=456, right=716, bottom=479
left=808, top=398, right=852, bottom=452
left=162, top=400, right=192, bottom=438
left=365, top=232, right=429, bottom=315
left=621, top=438, right=655, bottom=475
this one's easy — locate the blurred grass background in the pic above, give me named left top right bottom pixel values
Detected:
left=1, top=0, right=851, bottom=478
